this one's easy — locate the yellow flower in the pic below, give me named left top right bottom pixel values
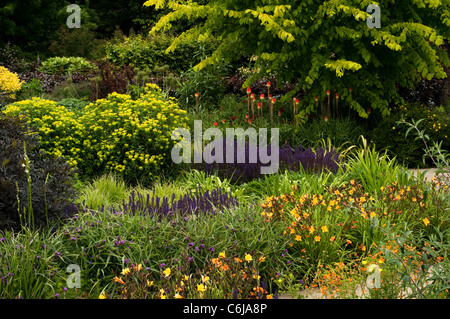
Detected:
left=135, top=264, right=143, bottom=271
left=163, top=267, right=171, bottom=277
left=201, top=275, right=210, bottom=283
left=197, top=283, right=207, bottom=292
left=360, top=196, right=366, bottom=203
left=113, top=276, right=125, bottom=285
left=245, top=253, right=253, bottom=263
left=314, top=236, right=321, bottom=242
left=423, top=218, right=430, bottom=226
left=321, top=226, right=329, bottom=233
left=175, top=293, right=183, bottom=299
left=147, top=280, right=154, bottom=287
left=121, top=267, right=131, bottom=275
left=309, top=226, right=315, bottom=233
left=219, top=251, right=226, bottom=259
left=99, top=291, right=107, bottom=299
left=295, top=235, right=302, bottom=241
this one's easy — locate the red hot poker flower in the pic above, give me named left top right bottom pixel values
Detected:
left=260, top=94, right=265, bottom=100
left=326, top=90, right=330, bottom=95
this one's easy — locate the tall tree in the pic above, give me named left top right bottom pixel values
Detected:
left=0, top=0, right=68, bottom=55
left=145, top=0, right=450, bottom=118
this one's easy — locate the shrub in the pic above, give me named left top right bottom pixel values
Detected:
left=0, top=115, right=78, bottom=231
left=370, top=103, right=450, bottom=167
left=39, top=57, right=95, bottom=76
left=16, top=78, right=44, bottom=100
left=0, top=43, right=35, bottom=74
left=0, top=66, right=23, bottom=101
left=2, top=97, right=84, bottom=169
left=57, top=98, right=90, bottom=115
left=49, top=77, right=93, bottom=101
left=295, top=117, right=367, bottom=150
left=90, top=59, right=134, bottom=99
left=17, top=70, right=65, bottom=94
left=77, top=85, right=188, bottom=183
left=3, top=84, right=189, bottom=185
left=176, top=68, right=225, bottom=110
left=48, top=26, right=105, bottom=60
left=104, top=32, right=217, bottom=74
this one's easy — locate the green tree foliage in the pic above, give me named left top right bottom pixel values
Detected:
left=0, top=0, right=68, bottom=54
left=145, top=0, right=450, bottom=118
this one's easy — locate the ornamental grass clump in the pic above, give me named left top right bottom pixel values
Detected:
left=106, top=251, right=275, bottom=299
left=78, top=186, right=239, bottom=220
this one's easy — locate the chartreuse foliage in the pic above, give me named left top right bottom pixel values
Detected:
left=3, top=84, right=189, bottom=185
left=145, top=0, right=450, bottom=118
left=0, top=66, right=23, bottom=100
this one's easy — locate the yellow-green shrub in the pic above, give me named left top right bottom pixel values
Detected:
left=78, top=84, right=188, bottom=183
left=2, top=97, right=83, bottom=168
left=0, top=66, right=23, bottom=99
left=3, top=84, right=189, bottom=184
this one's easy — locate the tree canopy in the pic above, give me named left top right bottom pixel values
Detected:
left=145, top=0, right=450, bottom=118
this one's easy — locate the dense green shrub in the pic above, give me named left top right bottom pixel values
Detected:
left=16, top=78, right=44, bottom=100
left=370, top=103, right=450, bottom=167
left=0, top=115, right=78, bottom=231
left=39, top=57, right=95, bottom=76
left=48, top=26, right=105, bottom=60
left=294, top=117, right=367, bottom=149
left=176, top=68, right=225, bottom=110
left=57, top=98, right=90, bottom=114
left=104, top=32, right=217, bottom=74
